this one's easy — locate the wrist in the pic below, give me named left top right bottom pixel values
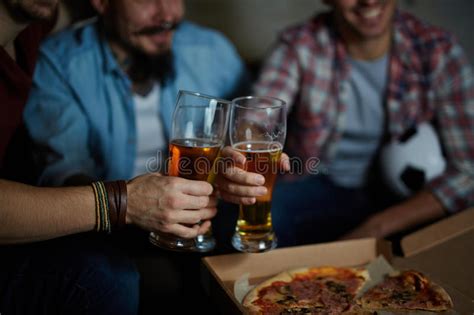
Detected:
left=366, top=213, right=390, bottom=238
left=125, top=182, right=132, bottom=225
left=91, top=180, right=128, bottom=233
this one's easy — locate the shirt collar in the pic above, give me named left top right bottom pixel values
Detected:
left=95, top=21, right=131, bottom=85
left=391, top=10, right=417, bottom=71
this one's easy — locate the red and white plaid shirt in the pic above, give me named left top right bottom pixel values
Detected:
left=254, top=10, right=474, bottom=213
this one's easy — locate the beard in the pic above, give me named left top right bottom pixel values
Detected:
left=127, top=49, right=175, bottom=84
left=100, top=16, right=179, bottom=84
left=3, top=0, right=57, bottom=23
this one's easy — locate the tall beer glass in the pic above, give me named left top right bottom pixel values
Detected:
left=149, top=90, right=230, bottom=252
left=230, top=96, right=286, bottom=253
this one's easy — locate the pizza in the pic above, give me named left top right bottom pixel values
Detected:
left=357, top=270, right=453, bottom=312
left=242, top=267, right=453, bottom=314
left=243, top=266, right=369, bottom=314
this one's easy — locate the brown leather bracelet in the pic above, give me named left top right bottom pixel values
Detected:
left=116, top=180, right=128, bottom=229
left=103, top=181, right=118, bottom=230
left=103, top=180, right=128, bottom=231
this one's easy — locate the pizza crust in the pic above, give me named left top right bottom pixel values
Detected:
left=242, top=270, right=293, bottom=313
left=426, top=281, right=454, bottom=311
left=242, top=267, right=369, bottom=314
left=241, top=267, right=453, bottom=314
left=358, top=270, right=454, bottom=312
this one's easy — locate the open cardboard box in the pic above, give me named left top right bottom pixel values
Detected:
left=202, top=208, right=474, bottom=314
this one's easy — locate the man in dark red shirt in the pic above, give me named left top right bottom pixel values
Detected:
left=0, top=0, right=56, bottom=182
left=0, top=1, right=146, bottom=314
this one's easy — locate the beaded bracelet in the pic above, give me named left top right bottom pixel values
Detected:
left=91, top=180, right=127, bottom=233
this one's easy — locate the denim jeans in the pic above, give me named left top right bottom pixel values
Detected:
left=271, top=175, right=376, bottom=247
left=0, top=234, right=139, bottom=315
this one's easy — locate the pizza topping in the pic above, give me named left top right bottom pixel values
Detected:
left=276, top=296, right=296, bottom=305
left=358, top=270, right=453, bottom=311
left=276, top=284, right=292, bottom=296
left=326, top=280, right=346, bottom=294
left=244, top=267, right=453, bottom=314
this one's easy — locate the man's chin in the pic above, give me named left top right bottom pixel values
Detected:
left=139, top=45, right=172, bottom=58
left=6, top=1, right=57, bottom=22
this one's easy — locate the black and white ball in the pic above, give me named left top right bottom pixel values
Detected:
left=380, top=122, right=446, bottom=197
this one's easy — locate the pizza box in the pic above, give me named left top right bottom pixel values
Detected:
left=393, top=207, right=474, bottom=314
left=201, top=208, right=474, bottom=314
left=202, top=238, right=391, bottom=314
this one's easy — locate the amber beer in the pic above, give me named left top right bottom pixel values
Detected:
left=168, top=138, right=221, bottom=181
left=233, top=141, right=282, bottom=238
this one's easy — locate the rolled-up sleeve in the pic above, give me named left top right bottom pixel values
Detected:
left=24, top=50, right=97, bottom=186
left=427, top=42, right=474, bottom=213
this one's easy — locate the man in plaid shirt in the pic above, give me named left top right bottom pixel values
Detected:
left=254, top=0, right=474, bottom=246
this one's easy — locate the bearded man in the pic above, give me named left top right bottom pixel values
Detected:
left=23, top=0, right=248, bottom=186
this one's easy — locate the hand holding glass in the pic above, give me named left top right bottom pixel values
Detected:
left=149, top=90, right=230, bottom=252
left=230, top=96, right=287, bottom=253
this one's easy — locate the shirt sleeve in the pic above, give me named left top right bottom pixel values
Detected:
left=426, top=40, right=474, bottom=213
left=252, top=35, right=301, bottom=113
left=23, top=48, right=97, bottom=186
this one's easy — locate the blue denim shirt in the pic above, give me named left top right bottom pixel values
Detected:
left=24, top=20, right=248, bottom=185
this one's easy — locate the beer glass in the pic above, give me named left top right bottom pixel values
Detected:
left=230, top=96, right=286, bottom=253
left=149, top=90, right=230, bottom=252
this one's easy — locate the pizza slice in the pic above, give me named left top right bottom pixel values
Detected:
left=243, top=267, right=370, bottom=314
left=357, top=270, right=453, bottom=312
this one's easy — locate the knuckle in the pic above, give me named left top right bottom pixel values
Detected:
left=243, top=174, right=256, bottom=185
left=225, top=182, right=239, bottom=194
left=166, top=196, right=181, bottom=209
left=225, top=182, right=236, bottom=193
left=160, top=210, right=173, bottom=224
left=203, top=208, right=217, bottom=220
left=160, top=224, right=172, bottom=234
left=223, top=166, right=237, bottom=178
left=165, top=177, right=180, bottom=190
left=199, top=196, right=210, bottom=208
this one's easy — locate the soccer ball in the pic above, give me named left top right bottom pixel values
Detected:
left=380, top=122, right=446, bottom=197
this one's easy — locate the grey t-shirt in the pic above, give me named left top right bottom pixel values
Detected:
left=327, top=54, right=388, bottom=188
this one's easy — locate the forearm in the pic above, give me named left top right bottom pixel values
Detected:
left=0, top=180, right=95, bottom=244
left=373, top=191, right=446, bottom=237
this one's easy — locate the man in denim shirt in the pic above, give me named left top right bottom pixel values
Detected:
left=24, top=0, right=248, bottom=186
left=22, top=0, right=255, bottom=312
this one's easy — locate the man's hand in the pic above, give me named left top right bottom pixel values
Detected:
left=340, top=214, right=386, bottom=240
left=214, top=146, right=290, bottom=205
left=125, top=174, right=217, bottom=239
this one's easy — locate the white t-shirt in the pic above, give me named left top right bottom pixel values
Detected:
left=132, top=83, right=167, bottom=176
left=327, top=54, right=388, bottom=188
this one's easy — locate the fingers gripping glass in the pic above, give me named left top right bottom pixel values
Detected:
left=149, top=90, right=230, bottom=252
left=230, top=96, right=287, bottom=253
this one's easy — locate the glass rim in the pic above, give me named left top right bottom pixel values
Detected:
left=232, top=95, right=286, bottom=109
left=178, top=90, right=231, bottom=105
